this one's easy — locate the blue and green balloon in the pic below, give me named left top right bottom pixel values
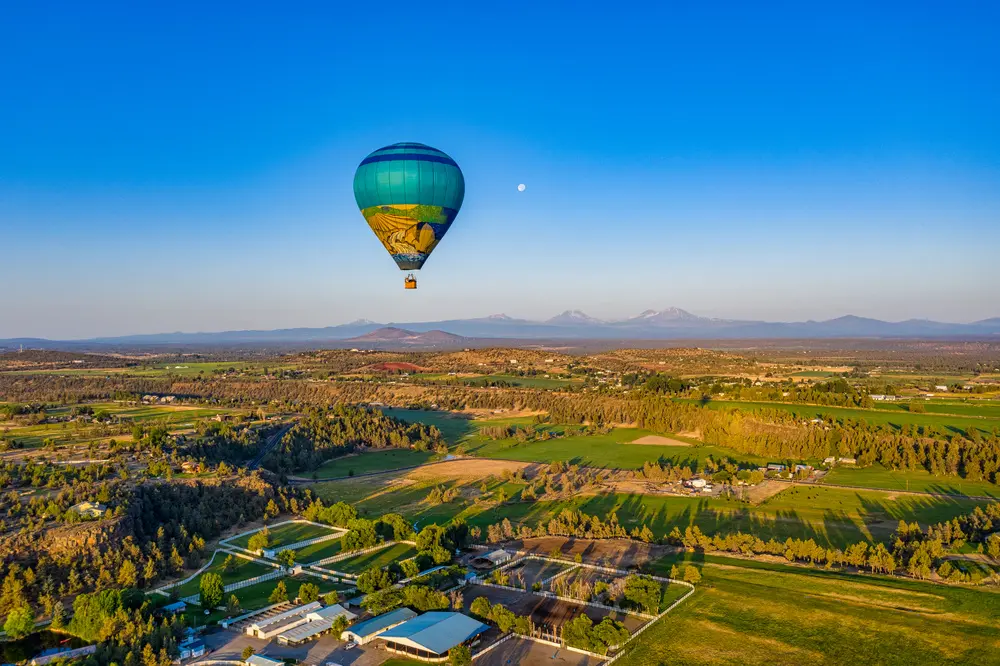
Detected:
left=353, top=142, right=465, bottom=271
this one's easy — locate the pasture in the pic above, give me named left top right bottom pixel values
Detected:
left=333, top=543, right=417, bottom=574
left=314, top=473, right=992, bottom=549
left=616, top=553, right=1000, bottom=666
left=227, top=521, right=339, bottom=551
left=695, top=398, right=1000, bottom=436
left=167, top=552, right=275, bottom=597
left=310, top=449, right=439, bottom=479
left=822, top=464, right=1000, bottom=498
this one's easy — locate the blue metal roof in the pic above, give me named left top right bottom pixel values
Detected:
left=379, top=612, right=488, bottom=655
left=346, top=607, right=417, bottom=639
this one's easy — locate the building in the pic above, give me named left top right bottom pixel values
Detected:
left=837, top=457, right=857, bottom=465
left=823, top=457, right=836, bottom=465
left=379, top=612, right=489, bottom=661
left=244, top=655, right=283, bottom=666
left=178, top=637, right=205, bottom=660
left=276, top=604, right=358, bottom=645
left=341, top=607, right=418, bottom=645
left=793, top=464, right=813, bottom=473
left=162, top=601, right=187, bottom=614
left=687, top=478, right=707, bottom=489
left=470, top=549, right=512, bottom=569
left=70, top=501, right=107, bottom=519
left=935, top=385, right=949, bottom=391
left=766, top=464, right=786, bottom=472
left=245, top=601, right=322, bottom=639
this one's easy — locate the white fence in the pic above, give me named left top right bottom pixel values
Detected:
left=312, top=540, right=397, bottom=567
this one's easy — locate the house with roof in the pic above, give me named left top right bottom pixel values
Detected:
left=378, top=612, right=488, bottom=661
left=244, top=655, right=283, bottom=666
left=340, top=607, right=418, bottom=645
left=70, top=501, right=107, bottom=519
left=244, top=601, right=322, bottom=639
left=470, top=549, right=512, bottom=569
left=276, top=604, right=357, bottom=645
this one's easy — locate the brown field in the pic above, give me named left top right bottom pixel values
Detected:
left=510, top=536, right=678, bottom=569
left=631, top=434, right=692, bottom=446
left=506, top=558, right=574, bottom=588
left=476, top=638, right=605, bottom=666
left=406, top=458, right=535, bottom=481
left=465, top=584, right=646, bottom=633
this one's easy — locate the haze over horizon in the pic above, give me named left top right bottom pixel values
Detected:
left=2, top=2, right=998, bottom=339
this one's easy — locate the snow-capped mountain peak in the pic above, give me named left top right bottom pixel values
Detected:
left=546, top=310, right=605, bottom=325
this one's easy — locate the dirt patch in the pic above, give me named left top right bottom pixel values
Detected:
left=510, top=536, right=679, bottom=569
left=465, top=584, right=646, bottom=633
left=631, top=435, right=692, bottom=446
left=744, top=479, right=790, bottom=504
left=406, top=458, right=536, bottom=481
left=476, top=637, right=604, bottom=666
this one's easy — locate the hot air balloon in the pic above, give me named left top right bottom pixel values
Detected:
left=353, top=142, right=465, bottom=289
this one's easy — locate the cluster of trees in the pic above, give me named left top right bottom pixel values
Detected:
left=0, top=471, right=124, bottom=534
left=547, top=572, right=663, bottom=614
left=264, top=405, right=444, bottom=474
left=0, top=471, right=304, bottom=619
left=485, top=509, right=654, bottom=544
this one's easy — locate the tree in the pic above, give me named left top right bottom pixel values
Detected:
left=449, top=644, right=472, bottom=666
left=623, top=575, right=661, bottom=614
left=682, top=565, right=702, bottom=584
left=331, top=613, right=349, bottom=638
left=227, top=594, right=241, bottom=616
left=118, top=559, right=138, bottom=588
left=199, top=572, right=224, bottom=609
left=4, top=605, right=34, bottom=639
left=489, top=604, right=516, bottom=632
left=470, top=596, right=491, bottom=620
left=987, top=534, right=1000, bottom=560
left=50, top=600, right=65, bottom=630
left=241, top=647, right=256, bottom=661
left=360, top=587, right=404, bottom=615
left=357, top=567, right=394, bottom=594
left=247, top=527, right=271, bottom=553
left=401, top=559, right=421, bottom=579
left=222, top=554, right=235, bottom=574
left=277, top=549, right=296, bottom=569
left=268, top=579, right=288, bottom=604
left=298, top=582, right=320, bottom=603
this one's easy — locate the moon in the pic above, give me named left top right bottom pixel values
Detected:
left=517, top=183, right=526, bottom=192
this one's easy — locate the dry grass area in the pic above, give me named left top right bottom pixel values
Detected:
left=744, top=479, right=790, bottom=504
left=406, top=458, right=536, bottom=481
left=631, top=434, right=692, bottom=446
left=511, top=536, right=677, bottom=569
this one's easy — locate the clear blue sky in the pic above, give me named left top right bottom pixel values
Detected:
left=2, top=1, right=998, bottom=338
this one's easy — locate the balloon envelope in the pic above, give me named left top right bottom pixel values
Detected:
left=353, top=142, right=465, bottom=270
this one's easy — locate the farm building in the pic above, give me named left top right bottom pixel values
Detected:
left=245, top=601, right=322, bottom=638
left=244, top=656, right=283, bottom=666
left=178, top=637, right=205, bottom=660
left=70, top=501, right=107, bottom=518
left=379, top=612, right=488, bottom=661
left=276, top=604, right=358, bottom=645
left=471, top=549, right=513, bottom=569
left=162, top=601, right=187, bottom=614
left=766, top=464, right=786, bottom=472
left=687, top=479, right=707, bottom=489
left=341, top=607, right=418, bottom=645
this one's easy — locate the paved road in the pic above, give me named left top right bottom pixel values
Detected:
left=249, top=423, right=294, bottom=470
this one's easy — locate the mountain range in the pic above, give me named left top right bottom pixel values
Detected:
left=3, top=309, right=1000, bottom=349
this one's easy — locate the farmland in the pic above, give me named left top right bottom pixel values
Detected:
left=616, top=553, right=1000, bottom=666
left=310, top=448, right=440, bottom=479
left=822, top=464, right=1000, bottom=498
left=166, top=552, right=276, bottom=597
left=331, top=543, right=418, bottom=574
left=226, top=521, right=340, bottom=551
left=695, top=398, right=1000, bottom=435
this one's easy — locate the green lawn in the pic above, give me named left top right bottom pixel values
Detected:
left=822, top=464, right=1000, bottom=498
left=381, top=408, right=477, bottom=444
left=168, top=552, right=275, bottom=597
left=228, top=521, right=340, bottom=550
left=616, top=553, right=1000, bottom=665
left=311, top=449, right=440, bottom=479
left=333, top=543, right=418, bottom=574
left=294, top=537, right=345, bottom=564
left=314, top=476, right=991, bottom=549
left=694, top=398, right=1000, bottom=436
left=464, top=427, right=768, bottom=470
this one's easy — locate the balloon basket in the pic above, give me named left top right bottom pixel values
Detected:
left=404, top=275, right=417, bottom=289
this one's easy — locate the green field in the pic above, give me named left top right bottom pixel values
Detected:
left=311, top=449, right=440, bottom=479
left=381, top=408, right=478, bottom=444
left=464, top=427, right=767, bottom=470
left=333, top=543, right=418, bottom=574
left=167, top=552, right=275, bottom=597
left=293, top=537, right=345, bottom=563
left=695, top=398, right=1000, bottom=436
left=821, top=464, right=1000, bottom=498
left=616, top=553, right=1000, bottom=665
left=228, top=521, right=339, bottom=550
left=315, top=475, right=990, bottom=549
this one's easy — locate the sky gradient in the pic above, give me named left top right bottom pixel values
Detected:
left=2, top=1, right=998, bottom=339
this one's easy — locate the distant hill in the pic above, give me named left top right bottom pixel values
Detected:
left=347, top=327, right=466, bottom=346
left=5, top=308, right=1000, bottom=350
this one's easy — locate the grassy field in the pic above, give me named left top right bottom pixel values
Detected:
left=168, top=552, right=275, bottom=597
left=293, top=537, right=345, bottom=563
left=228, top=521, right=339, bottom=550
left=695, top=398, right=1000, bottom=436
left=381, top=408, right=478, bottom=443
left=464, top=427, right=768, bottom=469
left=616, top=553, right=1000, bottom=665
left=333, top=543, right=418, bottom=574
left=822, top=464, right=1000, bottom=498
left=1, top=361, right=277, bottom=378
left=310, top=449, right=440, bottom=479
left=314, top=475, right=991, bottom=549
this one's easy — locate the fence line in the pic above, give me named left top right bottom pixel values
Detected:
left=471, top=633, right=513, bottom=661
left=311, top=540, right=398, bottom=567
